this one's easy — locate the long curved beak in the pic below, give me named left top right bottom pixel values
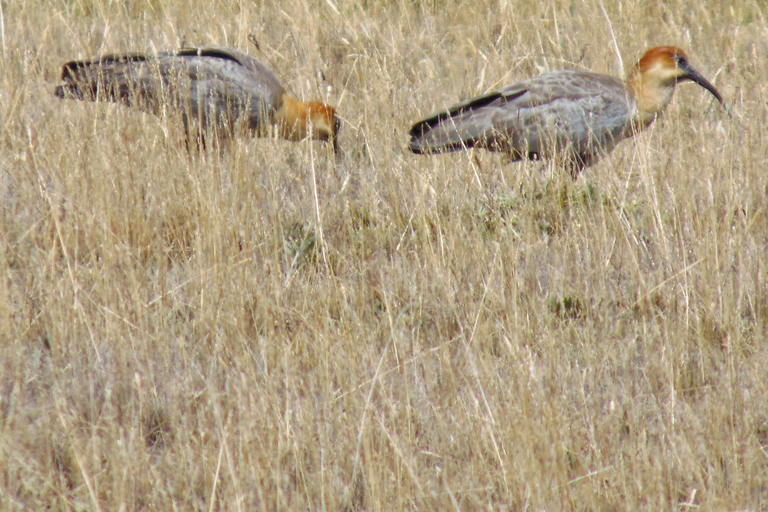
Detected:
left=680, top=67, right=724, bottom=105
left=332, top=116, right=341, bottom=156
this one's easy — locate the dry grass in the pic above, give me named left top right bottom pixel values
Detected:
left=1, top=0, right=767, bottom=510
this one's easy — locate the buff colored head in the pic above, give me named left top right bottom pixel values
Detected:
left=278, top=94, right=341, bottom=154
left=307, top=102, right=341, bottom=154
left=634, top=46, right=723, bottom=104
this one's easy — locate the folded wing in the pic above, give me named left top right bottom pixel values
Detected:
left=55, top=47, right=287, bottom=134
left=409, top=70, right=632, bottom=167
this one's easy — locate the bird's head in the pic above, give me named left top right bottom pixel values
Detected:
left=628, top=46, right=723, bottom=126
left=278, top=94, right=340, bottom=153
left=306, top=102, right=341, bottom=154
left=636, top=47, right=723, bottom=103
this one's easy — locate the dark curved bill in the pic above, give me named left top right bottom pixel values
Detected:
left=332, top=116, right=341, bottom=156
left=331, top=137, right=340, bottom=156
left=682, top=67, right=724, bottom=105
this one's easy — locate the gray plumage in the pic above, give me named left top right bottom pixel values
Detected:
left=409, top=70, right=633, bottom=170
left=55, top=47, right=288, bottom=136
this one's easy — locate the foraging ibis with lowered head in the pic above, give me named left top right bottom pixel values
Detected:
left=55, top=47, right=340, bottom=152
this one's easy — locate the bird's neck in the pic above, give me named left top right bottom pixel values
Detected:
left=276, top=93, right=310, bottom=141
left=626, top=68, right=677, bottom=130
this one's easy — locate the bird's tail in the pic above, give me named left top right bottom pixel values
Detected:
left=409, top=114, right=482, bottom=154
left=408, top=92, right=505, bottom=154
left=54, top=54, right=150, bottom=105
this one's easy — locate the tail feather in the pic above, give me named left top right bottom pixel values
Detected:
left=409, top=109, right=494, bottom=154
left=54, top=84, right=82, bottom=100
left=54, top=54, right=152, bottom=104
left=409, top=89, right=531, bottom=155
left=408, top=91, right=511, bottom=154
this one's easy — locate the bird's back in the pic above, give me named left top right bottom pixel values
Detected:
left=56, top=47, right=287, bottom=135
left=410, top=69, right=633, bottom=168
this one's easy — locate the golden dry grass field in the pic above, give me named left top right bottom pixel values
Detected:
left=1, top=0, right=767, bottom=509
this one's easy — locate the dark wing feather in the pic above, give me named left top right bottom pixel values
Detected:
left=409, top=70, right=631, bottom=165
left=56, top=53, right=151, bottom=104
left=408, top=89, right=528, bottom=153
left=55, top=47, right=286, bottom=134
left=409, top=91, right=504, bottom=138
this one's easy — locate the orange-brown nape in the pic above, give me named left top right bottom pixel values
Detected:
left=277, top=94, right=340, bottom=153
left=627, top=46, right=724, bottom=129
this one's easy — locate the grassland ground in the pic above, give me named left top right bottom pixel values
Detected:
left=1, top=0, right=767, bottom=509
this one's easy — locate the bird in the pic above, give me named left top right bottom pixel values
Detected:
left=408, top=46, right=724, bottom=175
left=55, top=47, right=340, bottom=152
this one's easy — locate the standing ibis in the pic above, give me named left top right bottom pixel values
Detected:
left=409, top=46, right=724, bottom=175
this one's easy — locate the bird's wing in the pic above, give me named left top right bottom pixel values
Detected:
left=55, top=53, right=157, bottom=106
left=171, top=48, right=286, bottom=109
left=56, top=47, right=287, bottom=132
left=492, top=71, right=632, bottom=160
left=409, top=89, right=522, bottom=139
left=410, top=70, right=631, bottom=161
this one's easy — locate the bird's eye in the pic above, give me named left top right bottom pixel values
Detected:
left=675, top=55, right=688, bottom=68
